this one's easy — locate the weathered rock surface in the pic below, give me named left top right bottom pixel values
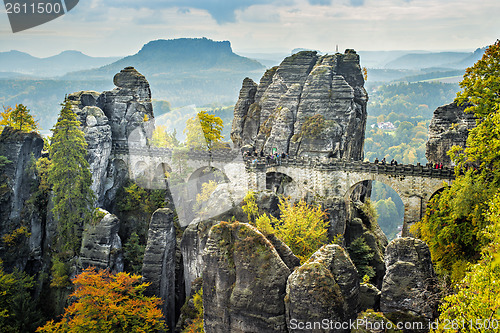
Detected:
left=426, top=101, right=476, bottom=167
left=80, top=208, right=123, bottom=272
left=67, top=67, right=154, bottom=209
left=266, top=233, right=301, bottom=270
left=0, top=127, right=44, bottom=271
left=231, top=49, right=368, bottom=159
left=380, top=238, right=437, bottom=331
left=308, top=245, right=360, bottom=318
left=352, top=310, right=402, bottom=333
left=180, top=218, right=218, bottom=296
left=68, top=92, right=112, bottom=205
left=285, top=244, right=359, bottom=332
left=97, top=66, right=154, bottom=146
left=142, top=208, right=177, bottom=331
left=345, top=200, right=388, bottom=289
left=359, top=283, right=381, bottom=312
left=203, top=222, right=290, bottom=333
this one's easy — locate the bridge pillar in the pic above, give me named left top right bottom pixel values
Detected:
left=401, top=196, right=426, bottom=237
left=246, top=167, right=266, bottom=192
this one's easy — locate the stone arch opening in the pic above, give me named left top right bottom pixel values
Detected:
left=347, top=179, right=405, bottom=240
left=429, top=186, right=446, bottom=203
left=154, top=163, right=172, bottom=181
left=134, top=161, right=149, bottom=179
left=188, top=166, right=229, bottom=192
left=369, top=180, right=404, bottom=240
left=266, top=172, right=293, bottom=195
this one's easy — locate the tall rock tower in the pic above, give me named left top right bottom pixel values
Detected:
left=231, top=49, right=368, bottom=160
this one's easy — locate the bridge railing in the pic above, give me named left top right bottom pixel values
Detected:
left=244, top=156, right=454, bottom=179
left=110, top=141, right=454, bottom=180
left=111, top=143, right=240, bottom=162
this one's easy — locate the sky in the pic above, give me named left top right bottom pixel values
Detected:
left=0, top=0, right=498, bottom=58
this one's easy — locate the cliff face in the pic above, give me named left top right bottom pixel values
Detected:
left=67, top=67, right=154, bottom=207
left=0, top=127, right=44, bottom=271
left=426, top=102, right=476, bottom=166
left=231, top=50, right=368, bottom=159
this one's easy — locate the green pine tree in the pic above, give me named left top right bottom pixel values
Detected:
left=48, top=100, right=95, bottom=254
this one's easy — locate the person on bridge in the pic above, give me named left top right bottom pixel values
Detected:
left=374, top=158, right=379, bottom=164
left=381, top=157, right=386, bottom=165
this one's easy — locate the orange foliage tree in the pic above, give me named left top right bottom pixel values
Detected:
left=37, top=268, right=166, bottom=333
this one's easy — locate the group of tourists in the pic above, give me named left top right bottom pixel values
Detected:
left=373, top=157, right=398, bottom=166
left=243, top=150, right=289, bottom=165
left=427, top=162, right=444, bottom=169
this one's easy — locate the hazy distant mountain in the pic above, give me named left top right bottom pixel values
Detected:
left=66, top=38, right=264, bottom=80
left=452, top=47, right=486, bottom=68
left=64, top=38, right=266, bottom=106
left=0, top=50, right=119, bottom=77
left=383, top=50, right=484, bottom=70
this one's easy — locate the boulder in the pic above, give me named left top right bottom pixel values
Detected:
left=286, top=262, right=345, bottom=333
left=80, top=208, right=123, bottom=272
left=359, top=283, right=381, bottom=312
left=203, top=222, right=291, bottom=333
left=285, top=244, right=359, bottom=332
left=142, top=208, right=177, bottom=331
left=231, top=49, right=367, bottom=160
left=380, top=238, right=437, bottom=332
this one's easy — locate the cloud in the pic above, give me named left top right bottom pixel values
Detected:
left=308, top=0, right=332, bottom=5
left=100, top=0, right=329, bottom=24
left=102, top=0, right=268, bottom=23
left=349, top=0, right=365, bottom=6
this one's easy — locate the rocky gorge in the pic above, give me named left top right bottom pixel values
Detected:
left=0, top=49, right=473, bottom=332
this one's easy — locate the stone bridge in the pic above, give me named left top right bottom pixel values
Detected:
left=111, top=143, right=454, bottom=235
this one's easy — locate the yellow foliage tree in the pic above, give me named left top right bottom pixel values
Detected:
left=0, top=104, right=39, bottom=133
left=151, top=125, right=180, bottom=148
left=37, top=268, right=166, bottom=333
left=184, top=111, right=224, bottom=151
left=244, top=193, right=329, bottom=263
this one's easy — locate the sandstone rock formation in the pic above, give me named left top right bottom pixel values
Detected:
left=345, top=200, right=388, bottom=289
left=68, top=92, right=112, bottom=205
left=80, top=208, right=123, bottom=272
left=67, top=67, right=154, bottom=208
left=359, top=283, right=381, bottom=312
left=0, top=127, right=44, bottom=271
left=380, top=238, right=437, bottom=331
left=180, top=218, right=218, bottom=296
left=286, top=244, right=359, bottom=332
left=203, top=222, right=291, bottom=333
left=231, top=50, right=368, bottom=159
left=426, top=101, right=476, bottom=167
left=142, top=208, right=177, bottom=331
left=98, top=66, right=154, bottom=146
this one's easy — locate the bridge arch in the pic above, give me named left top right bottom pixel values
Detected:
left=154, top=162, right=172, bottom=181
left=343, top=172, right=450, bottom=237
left=188, top=166, right=230, bottom=192
left=133, top=161, right=149, bottom=179
left=266, top=171, right=294, bottom=195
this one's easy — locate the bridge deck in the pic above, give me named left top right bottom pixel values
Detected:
left=110, top=143, right=454, bottom=180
